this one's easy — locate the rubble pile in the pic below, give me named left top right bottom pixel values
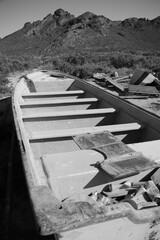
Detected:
left=92, top=70, right=160, bottom=98
left=89, top=179, right=160, bottom=210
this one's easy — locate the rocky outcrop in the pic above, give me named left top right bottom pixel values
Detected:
left=121, top=17, right=151, bottom=30
left=53, top=8, right=75, bottom=26
left=24, top=9, right=75, bottom=36
left=151, top=16, right=160, bottom=27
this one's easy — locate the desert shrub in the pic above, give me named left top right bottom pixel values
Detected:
left=134, top=57, right=146, bottom=69
left=72, top=67, right=91, bottom=78
left=110, top=53, right=134, bottom=68
left=0, top=53, right=41, bottom=96
left=133, top=55, right=160, bottom=70
left=0, top=73, right=12, bottom=95
left=0, top=54, right=41, bottom=74
left=50, top=57, right=75, bottom=74
left=65, top=53, right=86, bottom=65
left=28, top=49, right=160, bottom=79
left=108, top=52, right=160, bottom=71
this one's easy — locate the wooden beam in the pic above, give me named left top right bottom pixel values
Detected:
left=23, top=108, right=116, bottom=120
left=20, top=98, right=98, bottom=107
left=128, top=85, right=159, bottom=96
left=105, top=77, right=127, bottom=92
left=29, top=122, right=142, bottom=141
left=22, top=90, right=84, bottom=98
left=120, top=96, right=148, bottom=99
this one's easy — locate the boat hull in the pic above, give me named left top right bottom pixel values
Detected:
left=12, top=71, right=160, bottom=238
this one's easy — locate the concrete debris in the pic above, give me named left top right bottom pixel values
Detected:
left=93, top=73, right=107, bottom=81
left=90, top=179, right=160, bottom=210
left=92, top=69, right=160, bottom=98
left=142, top=73, right=159, bottom=85
left=110, top=71, right=118, bottom=78
left=130, top=70, right=149, bottom=85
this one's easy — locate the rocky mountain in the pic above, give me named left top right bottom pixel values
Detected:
left=0, top=9, right=160, bottom=56
left=24, top=9, right=75, bottom=37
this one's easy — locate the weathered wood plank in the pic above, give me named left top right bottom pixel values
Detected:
left=29, top=123, right=142, bottom=140
left=20, top=98, right=98, bottom=107
left=105, top=77, right=127, bottom=92
left=128, top=85, right=159, bottom=96
left=22, top=90, right=84, bottom=98
left=120, top=95, right=148, bottom=99
left=23, top=108, right=116, bottom=120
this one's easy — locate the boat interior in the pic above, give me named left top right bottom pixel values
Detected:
left=13, top=71, right=160, bottom=203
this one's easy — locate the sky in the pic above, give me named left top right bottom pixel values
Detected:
left=0, top=0, right=159, bottom=38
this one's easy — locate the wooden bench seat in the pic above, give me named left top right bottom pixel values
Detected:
left=22, top=90, right=84, bottom=98
left=129, top=140, right=160, bottom=162
left=41, top=150, right=105, bottom=200
left=23, top=108, right=116, bottom=120
left=20, top=98, right=98, bottom=107
left=29, top=123, right=142, bottom=141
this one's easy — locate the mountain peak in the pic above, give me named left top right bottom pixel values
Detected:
left=53, top=8, right=75, bottom=21
left=22, top=9, right=75, bottom=36
left=54, top=8, right=69, bottom=17
left=52, top=8, right=75, bottom=26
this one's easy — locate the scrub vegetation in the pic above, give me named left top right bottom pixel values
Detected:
left=0, top=9, right=160, bottom=95
left=0, top=50, right=160, bottom=96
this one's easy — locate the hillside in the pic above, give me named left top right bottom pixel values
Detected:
left=0, top=8, right=160, bottom=86
left=0, top=9, right=160, bottom=56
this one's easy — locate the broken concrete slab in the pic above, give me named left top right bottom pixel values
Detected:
left=93, top=73, right=107, bottom=81
left=142, top=73, right=158, bottom=85
left=130, top=70, right=149, bottom=85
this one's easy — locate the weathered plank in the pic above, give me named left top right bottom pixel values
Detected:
left=29, top=123, right=142, bottom=141
left=105, top=77, right=127, bottom=92
left=120, top=95, right=148, bottom=99
left=23, top=108, right=116, bottom=120
left=130, top=70, right=149, bottom=85
left=128, top=85, right=159, bottom=96
left=22, top=90, right=84, bottom=98
left=20, top=98, right=98, bottom=107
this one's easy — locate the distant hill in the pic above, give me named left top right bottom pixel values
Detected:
left=0, top=9, right=160, bottom=56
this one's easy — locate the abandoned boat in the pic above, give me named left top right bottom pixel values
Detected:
left=12, top=70, right=160, bottom=239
